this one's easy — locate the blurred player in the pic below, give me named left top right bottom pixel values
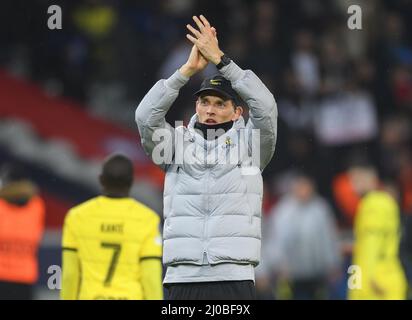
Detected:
left=0, top=163, right=45, bottom=300
left=265, top=173, right=342, bottom=300
left=348, top=164, right=407, bottom=300
left=61, top=154, right=163, bottom=300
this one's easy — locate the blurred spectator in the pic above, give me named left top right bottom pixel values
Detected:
left=348, top=164, right=407, bottom=300
left=246, top=0, right=279, bottom=76
left=374, top=12, right=412, bottom=116
left=264, top=173, right=342, bottom=300
left=391, top=65, right=412, bottom=115
left=291, top=30, right=320, bottom=97
left=398, top=149, right=412, bottom=215
left=277, top=69, right=316, bottom=134
left=377, top=116, right=412, bottom=214
left=319, top=34, right=348, bottom=95
left=332, top=155, right=379, bottom=227
left=378, top=116, right=410, bottom=178
left=314, top=81, right=378, bottom=147
left=0, top=163, right=45, bottom=300
left=400, top=212, right=412, bottom=299
left=332, top=168, right=361, bottom=227
left=69, top=0, right=119, bottom=97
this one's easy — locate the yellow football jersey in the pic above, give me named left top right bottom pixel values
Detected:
left=62, top=196, right=162, bottom=300
left=348, top=191, right=407, bottom=300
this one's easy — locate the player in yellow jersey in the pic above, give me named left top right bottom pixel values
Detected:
left=348, top=165, right=407, bottom=300
left=60, top=154, right=163, bottom=300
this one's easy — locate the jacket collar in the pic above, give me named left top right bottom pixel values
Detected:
left=187, top=113, right=245, bottom=130
left=187, top=114, right=245, bottom=148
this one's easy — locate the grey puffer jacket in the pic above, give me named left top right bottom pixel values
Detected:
left=135, top=61, right=277, bottom=267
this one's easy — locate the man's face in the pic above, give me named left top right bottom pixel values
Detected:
left=196, top=94, right=242, bottom=124
left=349, top=167, right=378, bottom=196
left=292, top=177, right=315, bottom=203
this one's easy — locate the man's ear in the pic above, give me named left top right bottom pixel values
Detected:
left=195, top=100, right=200, bottom=115
left=233, top=106, right=243, bottom=120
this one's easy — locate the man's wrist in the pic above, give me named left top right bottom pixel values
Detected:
left=215, top=53, right=231, bottom=70
left=179, top=64, right=196, bottom=78
left=212, top=51, right=225, bottom=65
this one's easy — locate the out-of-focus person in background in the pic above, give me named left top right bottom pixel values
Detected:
left=264, top=172, right=342, bottom=300
left=332, top=162, right=363, bottom=228
left=400, top=209, right=412, bottom=299
left=348, top=164, right=407, bottom=300
left=398, top=151, right=412, bottom=299
left=0, top=163, right=45, bottom=300
left=61, top=154, right=163, bottom=300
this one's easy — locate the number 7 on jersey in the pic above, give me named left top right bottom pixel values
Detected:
left=101, top=242, right=122, bottom=287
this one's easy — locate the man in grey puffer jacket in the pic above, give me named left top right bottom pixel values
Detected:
left=135, top=15, right=277, bottom=300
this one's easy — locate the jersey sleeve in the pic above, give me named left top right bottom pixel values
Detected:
left=140, top=215, right=162, bottom=260
left=60, top=249, right=81, bottom=300
left=62, top=211, right=78, bottom=250
left=140, top=259, right=163, bottom=300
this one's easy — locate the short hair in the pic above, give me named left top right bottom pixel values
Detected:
left=0, top=163, right=27, bottom=185
left=100, top=154, right=133, bottom=191
left=293, top=170, right=316, bottom=184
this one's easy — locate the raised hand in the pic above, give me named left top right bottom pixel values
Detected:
left=180, top=45, right=209, bottom=78
left=186, top=15, right=224, bottom=65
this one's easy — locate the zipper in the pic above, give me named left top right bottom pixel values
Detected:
left=202, top=144, right=211, bottom=262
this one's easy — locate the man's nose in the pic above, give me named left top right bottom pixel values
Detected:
left=206, top=105, right=215, bottom=115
